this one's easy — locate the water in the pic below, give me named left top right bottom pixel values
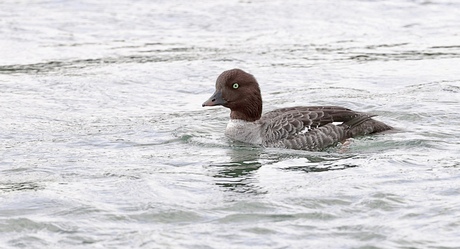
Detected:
left=1, top=0, right=460, bottom=248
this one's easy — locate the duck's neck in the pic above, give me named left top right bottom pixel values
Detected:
left=230, top=110, right=261, bottom=122
left=229, top=95, right=262, bottom=122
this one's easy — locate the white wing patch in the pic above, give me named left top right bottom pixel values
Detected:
left=299, top=126, right=311, bottom=134
left=299, top=124, right=319, bottom=134
left=299, top=122, right=342, bottom=134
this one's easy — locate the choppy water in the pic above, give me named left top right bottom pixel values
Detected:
left=1, top=0, right=460, bottom=248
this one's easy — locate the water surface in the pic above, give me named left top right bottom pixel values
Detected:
left=1, top=0, right=460, bottom=248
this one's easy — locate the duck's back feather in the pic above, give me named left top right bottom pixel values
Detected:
left=260, top=106, right=391, bottom=150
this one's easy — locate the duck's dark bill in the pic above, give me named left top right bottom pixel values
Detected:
left=202, top=90, right=226, bottom=107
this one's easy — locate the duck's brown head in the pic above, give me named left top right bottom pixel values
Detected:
left=202, top=69, right=262, bottom=122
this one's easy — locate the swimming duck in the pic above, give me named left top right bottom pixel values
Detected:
left=202, top=69, right=392, bottom=151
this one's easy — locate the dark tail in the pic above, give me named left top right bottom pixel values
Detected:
left=342, top=114, right=392, bottom=138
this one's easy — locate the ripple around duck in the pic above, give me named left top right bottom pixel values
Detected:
left=0, top=44, right=223, bottom=74
left=0, top=182, right=42, bottom=193
left=0, top=55, right=184, bottom=74
left=348, top=50, right=460, bottom=61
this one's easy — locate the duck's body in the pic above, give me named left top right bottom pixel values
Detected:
left=202, top=69, right=392, bottom=151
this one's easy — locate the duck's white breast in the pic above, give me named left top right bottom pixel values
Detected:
left=225, top=119, right=263, bottom=145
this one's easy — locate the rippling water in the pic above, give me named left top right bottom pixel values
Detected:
left=1, top=0, right=460, bottom=248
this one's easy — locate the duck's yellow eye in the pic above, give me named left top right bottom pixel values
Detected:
left=232, top=83, right=239, bottom=89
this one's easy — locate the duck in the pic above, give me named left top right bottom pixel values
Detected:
left=202, top=69, right=392, bottom=151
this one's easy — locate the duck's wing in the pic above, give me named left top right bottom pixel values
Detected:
left=261, top=106, right=360, bottom=138
left=260, top=106, right=376, bottom=150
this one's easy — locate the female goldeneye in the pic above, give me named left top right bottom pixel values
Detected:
left=202, top=69, right=392, bottom=151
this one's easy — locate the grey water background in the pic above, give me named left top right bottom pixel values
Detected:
left=1, top=0, right=460, bottom=248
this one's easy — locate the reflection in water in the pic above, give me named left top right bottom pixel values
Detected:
left=210, top=145, right=264, bottom=194
left=210, top=143, right=360, bottom=193
left=281, top=161, right=358, bottom=173
left=267, top=150, right=360, bottom=173
left=212, top=162, right=263, bottom=194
